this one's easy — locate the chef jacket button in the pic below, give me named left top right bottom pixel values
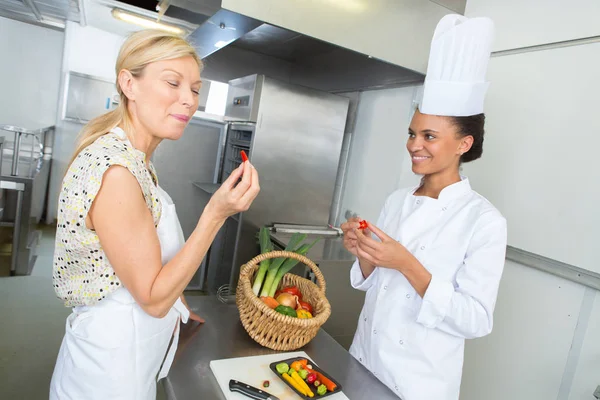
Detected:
left=373, top=329, right=377, bottom=334
left=442, top=207, right=447, bottom=211
left=399, top=340, right=404, bottom=345
left=416, top=200, right=421, bottom=205
left=383, top=285, right=388, bottom=290
left=364, top=317, right=367, bottom=322
left=395, top=386, right=399, bottom=391
left=406, top=294, right=411, bottom=299
left=420, top=246, right=425, bottom=250
left=359, top=357, right=363, bottom=362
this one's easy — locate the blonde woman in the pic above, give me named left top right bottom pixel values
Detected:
left=50, top=30, right=260, bottom=399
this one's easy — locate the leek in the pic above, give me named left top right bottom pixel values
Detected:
left=259, top=233, right=306, bottom=298
left=266, top=238, right=320, bottom=298
left=252, top=227, right=274, bottom=295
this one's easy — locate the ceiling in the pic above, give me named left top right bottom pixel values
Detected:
left=0, top=0, right=212, bottom=33
left=0, top=0, right=80, bottom=29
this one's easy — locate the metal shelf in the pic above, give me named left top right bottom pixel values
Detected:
left=192, top=182, right=221, bottom=195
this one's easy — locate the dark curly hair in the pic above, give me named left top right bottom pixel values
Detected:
left=450, top=113, right=486, bottom=163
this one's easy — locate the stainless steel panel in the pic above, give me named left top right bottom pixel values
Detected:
left=62, top=72, right=118, bottom=123
left=246, top=76, right=349, bottom=228
left=224, top=75, right=263, bottom=122
left=152, top=117, right=224, bottom=290
left=222, top=75, right=349, bottom=287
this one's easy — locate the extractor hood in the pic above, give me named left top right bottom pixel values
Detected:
left=188, top=8, right=426, bottom=93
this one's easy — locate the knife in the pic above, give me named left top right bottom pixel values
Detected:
left=229, top=379, right=280, bottom=400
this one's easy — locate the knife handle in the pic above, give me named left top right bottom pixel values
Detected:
left=229, top=379, right=270, bottom=400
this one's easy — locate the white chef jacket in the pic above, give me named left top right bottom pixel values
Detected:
left=349, top=177, right=507, bottom=400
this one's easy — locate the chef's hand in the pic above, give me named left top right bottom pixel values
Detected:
left=341, top=217, right=375, bottom=256
left=341, top=217, right=361, bottom=257
left=205, top=161, right=260, bottom=221
left=341, top=217, right=376, bottom=271
left=355, top=222, right=412, bottom=271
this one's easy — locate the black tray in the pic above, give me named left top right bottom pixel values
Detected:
left=269, top=356, right=343, bottom=399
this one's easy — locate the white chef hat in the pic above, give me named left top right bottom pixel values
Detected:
left=418, top=14, right=495, bottom=117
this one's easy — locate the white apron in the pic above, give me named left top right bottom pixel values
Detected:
left=50, top=185, right=190, bottom=400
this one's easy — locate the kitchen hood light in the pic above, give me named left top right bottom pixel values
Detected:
left=214, top=40, right=230, bottom=48
left=111, top=8, right=185, bottom=35
left=324, top=0, right=366, bottom=12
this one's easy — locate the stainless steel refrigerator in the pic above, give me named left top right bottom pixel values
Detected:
left=205, top=74, right=349, bottom=293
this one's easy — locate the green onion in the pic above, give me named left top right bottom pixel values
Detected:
left=252, top=227, right=274, bottom=295
left=259, top=233, right=306, bottom=298
left=266, top=239, right=319, bottom=298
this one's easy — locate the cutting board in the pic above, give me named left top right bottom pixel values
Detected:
left=210, top=352, right=349, bottom=400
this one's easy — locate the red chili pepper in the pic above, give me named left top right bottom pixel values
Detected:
left=358, top=220, right=368, bottom=230
left=240, top=150, right=249, bottom=162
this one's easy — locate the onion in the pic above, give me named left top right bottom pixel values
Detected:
left=276, top=293, right=298, bottom=309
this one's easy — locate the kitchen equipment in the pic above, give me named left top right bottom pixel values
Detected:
left=236, top=251, right=331, bottom=351
left=217, top=283, right=237, bottom=304
left=209, top=351, right=349, bottom=400
left=269, top=356, right=343, bottom=399
left=229, top=379, right=280, bottom=400
left=0, top=125, right=53, bottom=275
left=205, top=74, right=349, bottom=294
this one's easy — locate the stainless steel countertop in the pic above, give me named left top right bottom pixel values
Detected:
left=164, top=296, right=398, bottom=400
left=269, top=232, right=356, bottom=263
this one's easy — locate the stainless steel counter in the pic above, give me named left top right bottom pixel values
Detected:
left=164, top=295, right=398, bottom=399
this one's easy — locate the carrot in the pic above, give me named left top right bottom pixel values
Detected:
left=283, top=373, right=306, bottom=395
left=260, top=296, right=279, bottom=309
left=291, top=370, right=314, bottom=397
left=315, top=371, right=337, bottom=392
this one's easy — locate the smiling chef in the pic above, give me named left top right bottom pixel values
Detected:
left=340, top=14, right=508, bottom=400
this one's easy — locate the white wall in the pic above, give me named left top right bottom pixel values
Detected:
left=466, top=0, right=600, bottom=51
left=0, top=17, right=63, bottom=130
left=458, top=1, right=600, bottom=399
left=461, top=263, right=595, bottom=399
left=46, top=22, right=125, bottom=223
left=339, top=85, right=420, bottom=223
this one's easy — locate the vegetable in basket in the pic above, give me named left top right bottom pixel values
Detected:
left=260, top=296, right=279, bottom=309
left=297, top=300, right=314, bottom=314
left=264, top=239, right=320, bottom=298
left=280, top=286, right=302, bottom=300
left=252, top=227, right=274, bottom=295
left=274, top=305, right=297, bottom=317
left=259, top=232, right=307, bottom=298
left=276, top=292, right=298, bottom=309
left=297, top=309, right=312, bottom=319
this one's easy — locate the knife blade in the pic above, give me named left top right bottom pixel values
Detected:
left=229, top=379, right=280, bottom=400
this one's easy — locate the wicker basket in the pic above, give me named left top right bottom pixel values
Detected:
left=236, top=250, right=332, bottom=351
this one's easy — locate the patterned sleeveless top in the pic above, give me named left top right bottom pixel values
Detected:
left=52, top=129, right=162, bottom=307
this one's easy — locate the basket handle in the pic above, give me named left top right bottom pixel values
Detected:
left=239, top=250, right=326, bottom=295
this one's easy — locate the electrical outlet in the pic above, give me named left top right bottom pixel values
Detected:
left=593, top=385, right=600, bottom=399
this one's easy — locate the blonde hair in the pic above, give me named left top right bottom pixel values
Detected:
left=66, top=30, right=202, bottom=169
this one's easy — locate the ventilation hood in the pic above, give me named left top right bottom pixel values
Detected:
left=187, top=7, right=426, bottom=93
